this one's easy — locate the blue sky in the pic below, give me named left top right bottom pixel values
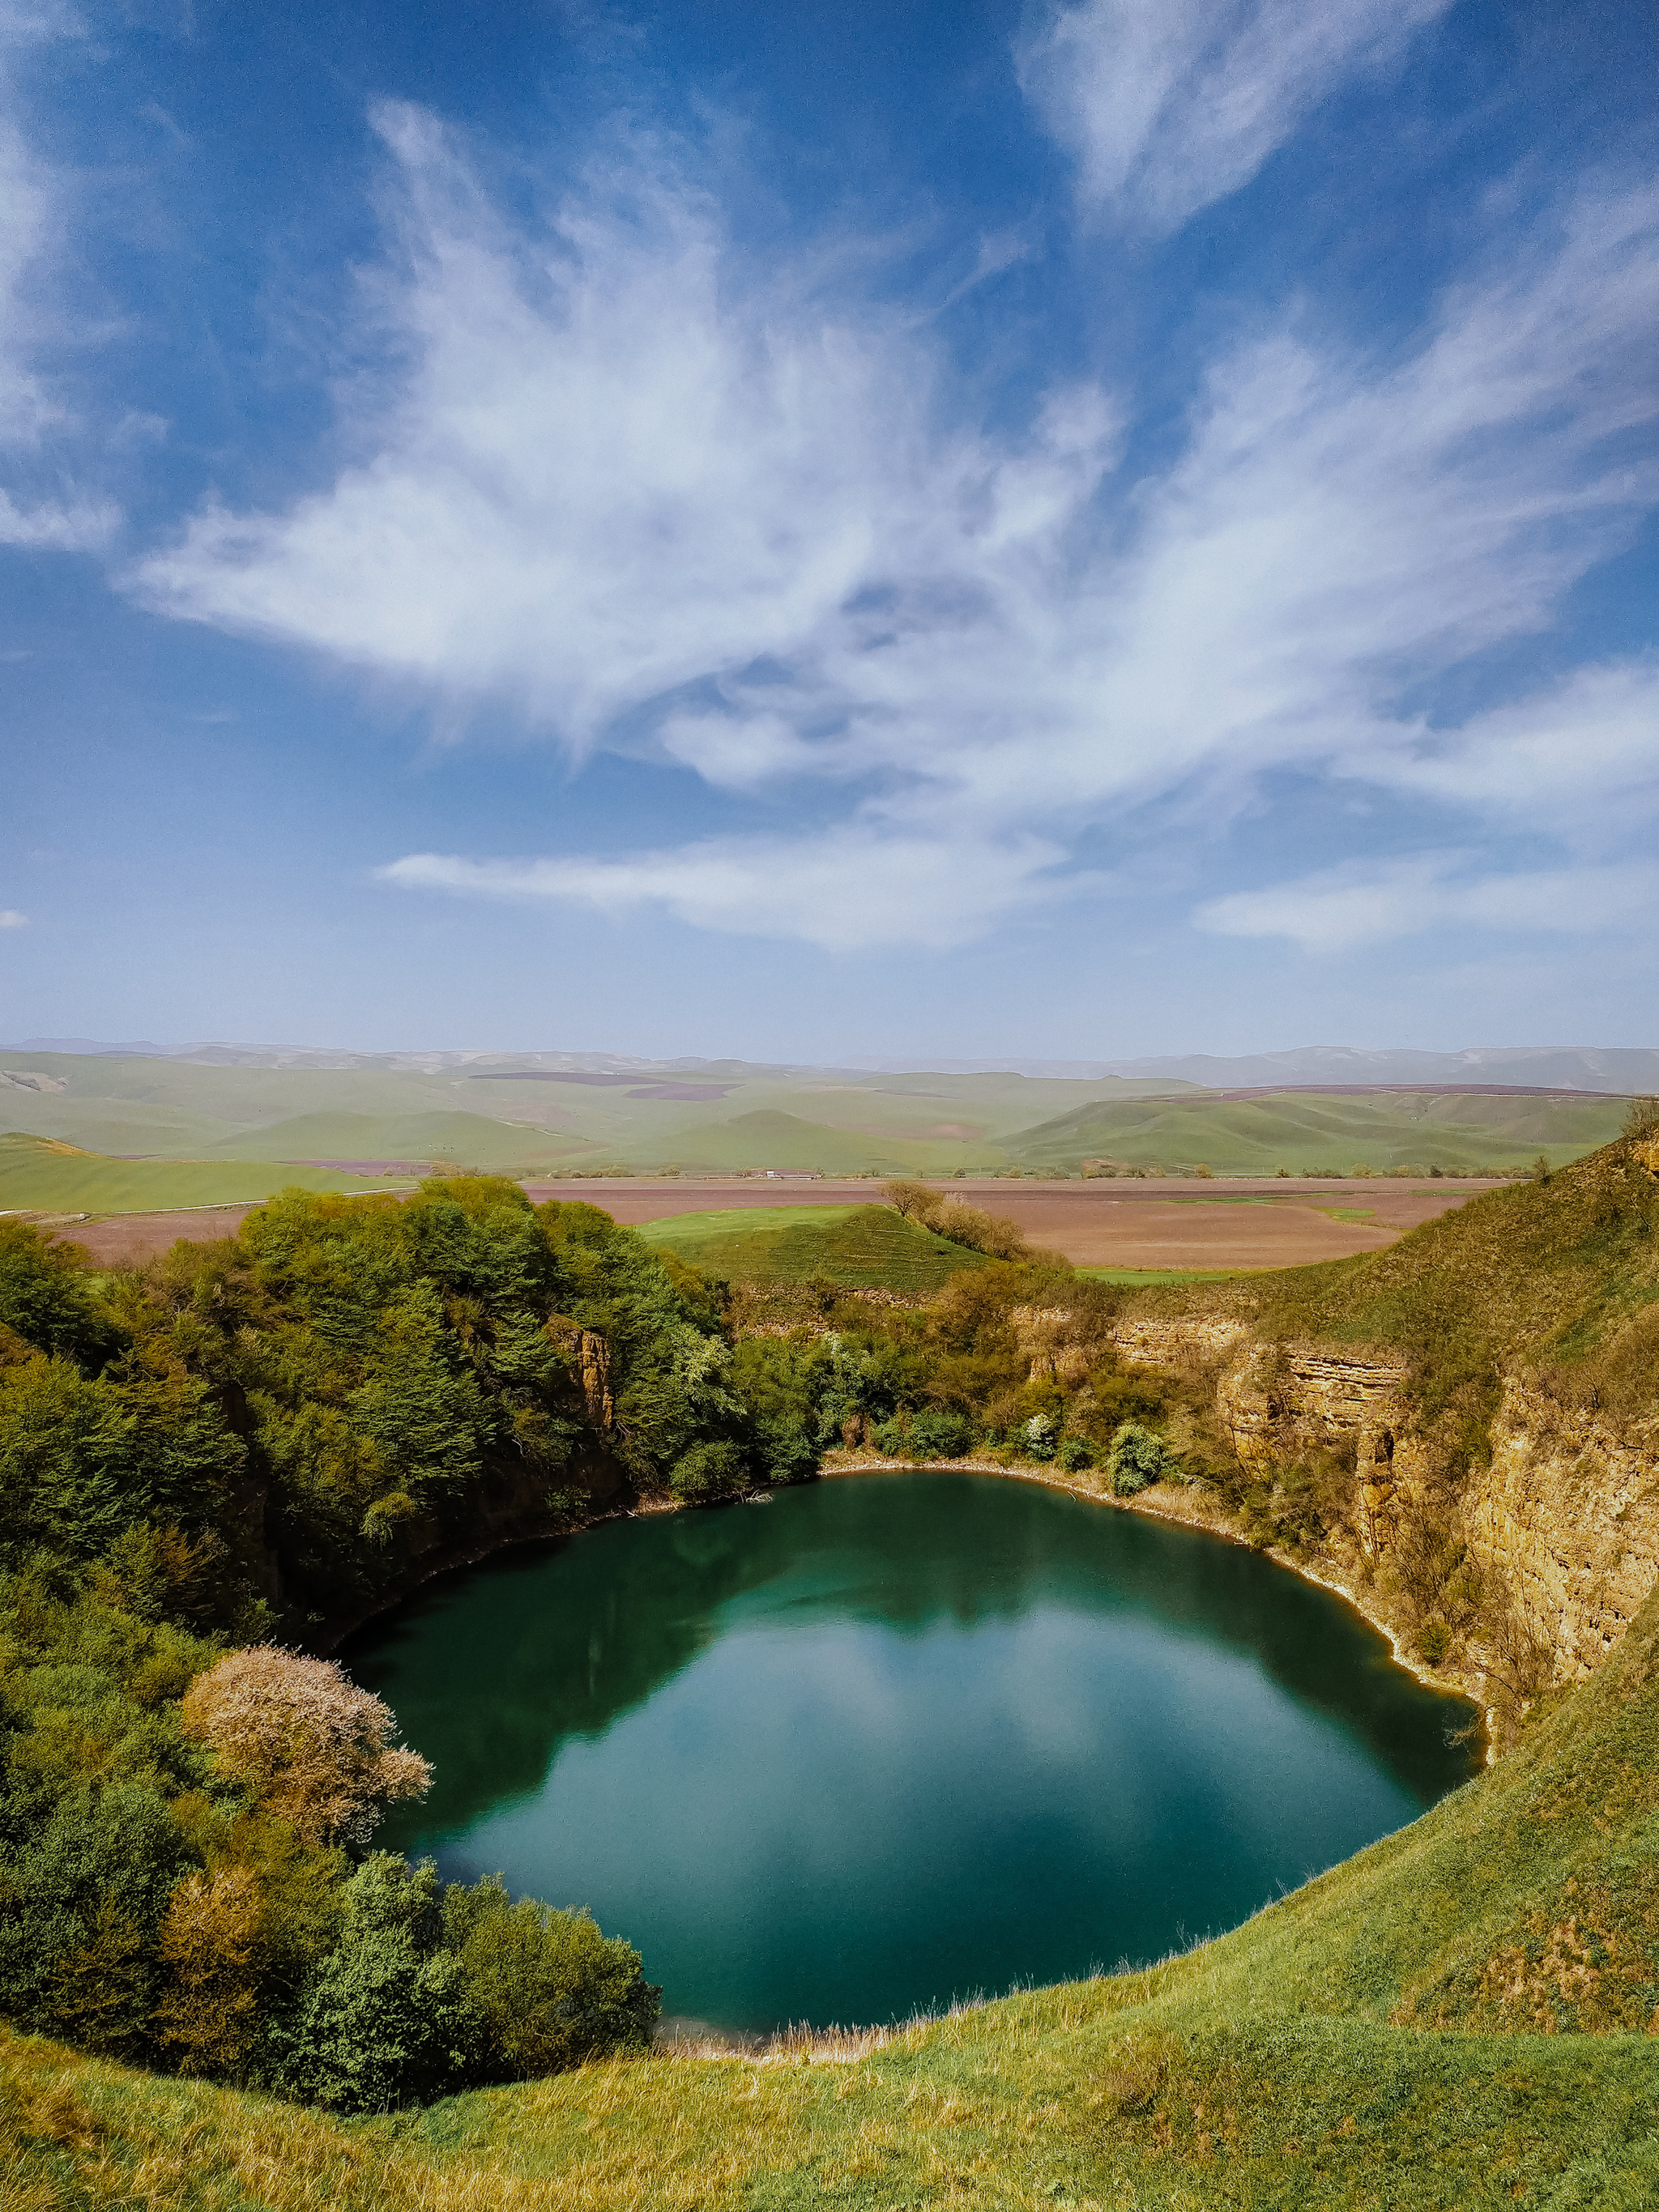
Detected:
left=1, top=0, right=1655, bottom=1061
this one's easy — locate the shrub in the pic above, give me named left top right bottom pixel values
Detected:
left=442, top=1877, right=659, bottom=2078
left=906, top=1408, right=975, bottom=1460
left=266, top=1856, right=484, bottom=2112
left=1057, top=1435, right=1094, bottom=1473
left=1417, top=1620, right=1452, bottom=1666
left=667, top=1439, right=747, bottom=1502
left=153, top=1869, right=264, bottom=2078
left=1021, top=1412, right=1058, bottom=1462
left=181, top=1648, right=432, bottom=1848
left=1107, top=1423, right=1173, bottom=1495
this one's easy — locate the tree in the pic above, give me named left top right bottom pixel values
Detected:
left=1107, top=1423, right=1173, bottom=1495
left=442, top=1877, right=659, bottom=2078
left=267, top=1856, right=484, bottom=2112
left=153, top=1869, right=264, bottom=2077
left=181, top=1648, right=431, bottom=1847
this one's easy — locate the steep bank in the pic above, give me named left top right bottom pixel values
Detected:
left=1104, top=1127, right=1659, bottom=1736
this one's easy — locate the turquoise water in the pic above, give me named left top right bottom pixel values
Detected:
left=352, top=1474, right=1478, bottom=2032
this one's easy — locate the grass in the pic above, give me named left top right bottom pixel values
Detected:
left=1150, top=1139, right=1659, bottom=1415
left=1076, top=1265, right=1267, bottom=1285
left=0, top=1133, right=406, bottom=1217
left=658, top=1110, right=975, bottom=1175
left=9, top=1572, right=1659, bottom=2206
left=196, top=1110, right=591, bottom=1173
left=639, top=1204, right=989, bottom=1291
left=1005, top=1089, right=1630, bottom=1177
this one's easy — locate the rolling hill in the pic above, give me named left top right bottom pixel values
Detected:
left=639, top=1202, right=990, bottom=1289
left=0, top=1133, right=403, bottom=1216
left=1004, top=1088, right=1630, bottom=1176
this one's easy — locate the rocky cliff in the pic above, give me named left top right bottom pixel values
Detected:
left=1114, top=1312, right=1659, bottom=1732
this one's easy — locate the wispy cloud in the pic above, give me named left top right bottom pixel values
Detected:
left=1196, top=857, right=1659, bottom=954
left=130, top=109, right=1659, bottom=948
left=0, top=908, right=28, bottom=928
left=0, top=2, right=120, bottom=550
left=380, top=831, right=1080, bottom=953
left=1016, top=0, right=1452, bottom=235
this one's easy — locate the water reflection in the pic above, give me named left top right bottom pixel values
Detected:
left=352, top=1474, right=1478, bottom=2031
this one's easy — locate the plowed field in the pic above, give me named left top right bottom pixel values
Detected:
left=45, top=1176, right=1491, bottom=1271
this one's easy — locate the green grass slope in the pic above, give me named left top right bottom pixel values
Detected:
left=195, top=1109, right=596, bottom=1171
left=0, top=1133, right=403, bottom=1215
left=659, top=1109, right=983, bottom=1174
left=9, top=1576, right=1659, bottom=2208
left=1005, top=1089, right=1630, bottom=1176
left=1155, top=1133, right=1659, bottom=1425
left=640, top=1202, right=989, bottom=1289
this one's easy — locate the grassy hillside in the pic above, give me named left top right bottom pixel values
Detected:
left=658, top=1110, right=978, bottom=1174
left=0, top=1133, right=403, bottom=1214
left=1, top=1052, right=1636, bottom=1176
left=196, top=1109, right=596, bottom=1171
left=9, top=1574, right=1659, bottom=2207
left=1152, top=1134, right=1659, bottom=1426
left=1006, top=1089, right=1630, bottom=1176
left=640, top=1203, right=989, bottom=1289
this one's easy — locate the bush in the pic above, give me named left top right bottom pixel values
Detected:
left=265, top=1857, right=484, bottom=2112
left=442, top=1877, right=659, bottom=2078
left=667, top=1439, right=747, bottom=1502
left=906, top=1408, right=975, bottom=1460
left=1057, top=1435, right=1093, bottom=1473
left=182, top=1647, right=432, bottom=1848
left=1107, top=1423, right=1173, bottom=1495
left=1021, top=1412, right=1058, bottom=1462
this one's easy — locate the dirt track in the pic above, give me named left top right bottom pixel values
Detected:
left=48, top=1176, right=1490, bottom=1272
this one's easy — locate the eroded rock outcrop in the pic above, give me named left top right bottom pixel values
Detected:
left=1115, top=1317, right=1659, bottom=1698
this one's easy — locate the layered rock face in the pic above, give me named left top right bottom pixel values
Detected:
left=1117, top=1318, right=1659, bottom=1691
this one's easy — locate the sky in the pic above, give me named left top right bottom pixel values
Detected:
left=1, top=0, right=1656, bottom=1063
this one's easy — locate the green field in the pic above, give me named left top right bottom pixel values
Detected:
left=0, top=1132, right=403, bottom=1216
left=1006, top=1088, right=1630, bottom=1175
left=639, top=1203, right=990, bottom=1289
left=194, top=1108, right=588, bottom=1173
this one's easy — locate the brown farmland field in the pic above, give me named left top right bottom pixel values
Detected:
left=44, top=1174, right=1490, bottom=1271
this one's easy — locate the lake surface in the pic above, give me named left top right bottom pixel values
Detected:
left=352, top=1473, right=1478, bottom=2032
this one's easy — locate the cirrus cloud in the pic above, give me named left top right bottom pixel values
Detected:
left=1017, top=0, right=1454, bottom=235
left=130, top=107, right=1659, bottom=951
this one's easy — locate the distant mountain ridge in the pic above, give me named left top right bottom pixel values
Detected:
left=1092, top=1046, right=1659, bottom=1094
left=7, top=1039, right=1658, bottom=1093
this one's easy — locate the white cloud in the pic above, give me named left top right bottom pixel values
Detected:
left=0, top=908, right=28, bottom=928
left=0, top=3, right=118, bottom=550
left=1362, top=661, right=1659, bottom=832
left=1195, top=856, right=1659, bottom=953
left=379, top=831, right=1077, bottom=953
left=1017, top=0, right=1452, bottom=235
left=130, top=110, right=1659, bottom=949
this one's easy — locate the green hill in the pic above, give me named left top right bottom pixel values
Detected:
left=197, top=1109, right=595, bottom=1172
left=661, top=1109, right=970, bottom=1174
left=640, top=1202, right=990, bottom=1289
left=1155, top=1132, right=1659, bottom=1411
left=0, top=1132, right=403, bottom=1215
left=1004, top=1088, right=1629, bottom=1175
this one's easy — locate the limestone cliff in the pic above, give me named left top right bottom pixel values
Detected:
left=1115, top=1314, right=1659, bottom=1729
